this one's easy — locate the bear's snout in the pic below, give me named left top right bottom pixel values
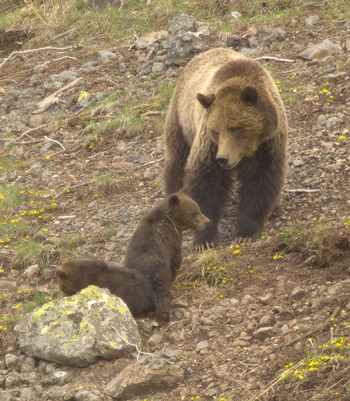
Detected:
left=196, top=215, right=210, bottom=230
left=216, top=156, right=228, bottom=167
left=216, top=155, right=238, bottom=170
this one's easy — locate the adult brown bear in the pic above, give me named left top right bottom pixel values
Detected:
left=164, top=48, right=288, bottom=251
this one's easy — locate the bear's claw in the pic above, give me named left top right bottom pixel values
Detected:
left=194, top=241, right=215, bottom=252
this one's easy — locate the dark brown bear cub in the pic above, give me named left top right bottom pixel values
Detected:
left=57, top=257, right=154, bottom=317
left=164, top=48, right=288, bottom=251
left=57, top=192, right=209, bottom=322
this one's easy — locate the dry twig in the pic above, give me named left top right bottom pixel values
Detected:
left=255, top=56, right=295, bottom=63
left=0, top=46, right=73, bottom=69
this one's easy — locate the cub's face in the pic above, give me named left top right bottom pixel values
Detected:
left=168, top=194, right=210, bottom=230
left=56, top=268, right=80, bottom=296
left=197, top=83, right=277, bottom=169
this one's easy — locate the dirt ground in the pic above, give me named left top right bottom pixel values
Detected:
left=1, top=3, right=350, bottom=400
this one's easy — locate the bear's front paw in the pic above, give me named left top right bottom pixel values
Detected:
left=233, top=230, right=260, bottom=245
left=193, top=229, right=219, bottom=252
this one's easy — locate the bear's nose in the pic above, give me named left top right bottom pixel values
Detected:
left=216, top=156, right=228, bottom=167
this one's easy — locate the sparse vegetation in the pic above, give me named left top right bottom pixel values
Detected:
left=1, top=0, right=350, bottom=399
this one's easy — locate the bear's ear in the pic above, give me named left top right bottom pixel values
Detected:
left=197, top=93, right=216, bottom=109
left=168, top=194, right=180, bottom=207
left=240, top=86, right=258, bottom=104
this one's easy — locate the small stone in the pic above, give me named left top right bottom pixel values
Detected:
left=232, top=339, right=251, bottom=347
left=173, top=299, right=188, bottom=308
left=152, top=62, right=164, bottom=73
left=147, top=333, right=163, bottom=347
left=33, top=230, right=47, bottom=243
left=34, top=64, right=49, bottom=74
left=135, top=31, right=167, bottom=49
left=241, top=294, right=254, bottom=305
left=20, top=357, right=36, bottom=374
left=259, top=314, right=275, bottom=327
left=259, top=293, right=274, bottom=305
left=229, top=298, right=239, bottom=306
left=169, top=333, right=180, bottom=344
left=163, top=349, right=180, bottom=359
left=97, top=50, right=117, bottom=64
left=327, top=282, right=344, bottom=295
left=22, top=264, right=41, bottom=278
left=197, top=25, right=210, bottom=36
left=291, top=286, right=306, bottom=301
left=195, top=340, right=209, bottom=352
left=5, top=372, right=25, bottom=388
left=5, top=354, right=19, bottom=370
left=29, top=114, right=44, bottom=128
left=75, top=390, right=102, bottom=401
left=293, top=158, right=304, bottom=167
left=281, top=324, right=289, bottom=332
left=253, top=327, right=275, bottom=341
left=0, top=281, right=17, bottom=292
left=305, top=15, right=320, bottom=28
left=200, top=317, right=213, bottom=325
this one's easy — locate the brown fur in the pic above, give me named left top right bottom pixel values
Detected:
left=163, top=48, right=288, bottom=249
left=57, top=192, right=209, bottom=321
left=57, top=257, right=154, bottom=317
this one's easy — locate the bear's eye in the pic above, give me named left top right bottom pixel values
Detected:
left=211, top=130, right=219, bottom=140
left=191, top=211, right=198, bottom=219
left=229, top=127, right=242, bottom=137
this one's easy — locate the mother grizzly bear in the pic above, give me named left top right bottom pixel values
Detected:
left=164, top=48, right=288, bottom=251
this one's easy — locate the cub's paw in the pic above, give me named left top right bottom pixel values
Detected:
left=154, top=310, right=170, bottom=323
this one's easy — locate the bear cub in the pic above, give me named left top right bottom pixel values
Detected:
left=57, top=257, right=154, bottom=317
left=57, top=192, right=209, bottom=322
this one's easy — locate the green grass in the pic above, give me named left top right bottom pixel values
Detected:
left=14, top=240, right=54, bottom=268
left=22, top=290, right=50, bottom=314
left=1, top=0, right=349, bottom=57
left=84, top=80, right=175, bottom=140
left=0, top=184, right=22, bottom=214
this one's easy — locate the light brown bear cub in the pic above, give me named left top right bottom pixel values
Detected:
left=57, top=192, right=209, bottom=322
left=164, top=48, right=288, bottom=251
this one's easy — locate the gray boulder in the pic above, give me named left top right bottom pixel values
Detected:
left=15, top=286, right=140, bottom=367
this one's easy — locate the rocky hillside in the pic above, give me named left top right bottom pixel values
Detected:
left=1, top=1, right=350, bottom=400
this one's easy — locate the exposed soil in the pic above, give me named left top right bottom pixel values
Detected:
left=1, top=6, right=350, bottom=401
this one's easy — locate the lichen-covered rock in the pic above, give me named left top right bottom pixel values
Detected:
left=14, top=286, right=140, bottom=367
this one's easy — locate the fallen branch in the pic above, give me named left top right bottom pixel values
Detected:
left=52, top=56, right=77, bottom=62
left=0, top=138, right=44, bottom=144
left=0, top=46, right=73, bottom=69
left=141, top=111, right=162, bottom=117
left=254, top=56, right=295, bottom=63
left=44, top=135, right=65, bottom=150
left=285, top=188, right=319, bottom=193
left=32, top=77, right=83, bottom=114
left=112, top=326, right=157, bottom=361
left=9, top=125, right=46, bottom=142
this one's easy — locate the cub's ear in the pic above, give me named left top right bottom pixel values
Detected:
left=168, top=194, right=180, bottom=207
left=240, top=86, right=258, bottom=104
left=197, top=93, right=216, bottom=109
left=56, top=269, right=68, bottom=279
